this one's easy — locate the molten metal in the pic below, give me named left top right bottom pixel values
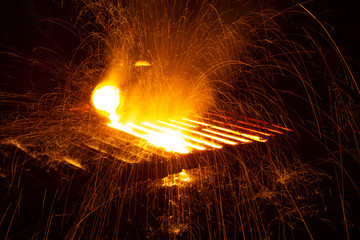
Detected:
left=92, top=82, right=121, bottom=123
left=92, top=83, right=289, bottom=154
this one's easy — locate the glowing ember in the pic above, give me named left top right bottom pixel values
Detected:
left=92, top=83, right=290, bottom=154
left=134, top=60, right=151, bottom=67
left=163, top=169, right=192, bottom=187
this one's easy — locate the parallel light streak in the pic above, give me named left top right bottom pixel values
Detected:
left=140, top=122, right=206, bottom=150
left=157, top=120, right=238, bottom=145
left=105, top=116, right=290, bottom=154
left=92, top=83, right=289, bottom=154
left=199, top=117, right=273, bottom=136
left=183, top=118, right=266, bottom=142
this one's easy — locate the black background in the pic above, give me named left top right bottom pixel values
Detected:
left=0, top=1, right=359, bottom=239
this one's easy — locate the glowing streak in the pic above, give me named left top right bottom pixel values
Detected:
left=157, top=121, right=222, bottom=148
left=145, top=133, right=189, bottom=153
left=201, top=129, right=252, bottom=143
left=141, top=122, right=206, bottom=150
left=236, top=133, right=267, bottom=142
left=134, top=60, right=151, bottom=66
left=108, top=122, right=143, bottom=138
left=208, top=125, right=266, bottom=142
left=215, top=111, right=292, bottom=132
left=127, top=123, right=190, bottom=153
left=109, top=122, right=190, bottom=154
left=157, top=121, right=237, bottom=145
left=110, top=122, right=192, bottom=153
left=241, top=116, right=293, bottom=131
left=237, top=120, right=283, bottom=134
left=92, top=83, right=283, bottom=153
left=205, top=113, right=284, bottom=134
left=92, top=83, right=190, bottom=153
left=202, top=128, right=266, bottom=142
left=183, top=118, right=267, bottom=142
left=63, top=157, right=84, bottom=169
left=109, top=119, right=210, bottom=152
left=270, top=124, right=292, bottom=131
left=200, top=117, right=272, bottom=136
left=169, top=119, right=197, bottom=128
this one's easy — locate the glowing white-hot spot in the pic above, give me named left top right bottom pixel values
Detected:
left=157, top=120, right=223, bottom=148
left=128, top=123, right=191, bottom=153
left=92, top=83, right=121, bottom=123
left=108, top=122, right=192, bottom=153
left=144, top=132, right=189, bottom=154
left=141, top=122, right=206, bottom=151
left=92, top=83, right=290, bottom=154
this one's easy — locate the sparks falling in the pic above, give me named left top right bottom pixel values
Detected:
left=0, top=1, right=359, bottom=240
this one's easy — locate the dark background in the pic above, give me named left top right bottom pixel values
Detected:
left=0, top=0, right=359, bottom=60
left=0, top=1, right=359, bottom=239
left=1, top=0, right=359, bottom=91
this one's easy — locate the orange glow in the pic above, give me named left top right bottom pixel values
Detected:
left=199, top=117, right=272, bottom=136
left=143, top=132, right=190, bottom=154
left=163, top=169, right=192, bottom=187
left=241, top=116, right=293, bottom=131
left=141, top=122, right=206, bottom=150
left=109, top=122, right=191, bottom=153
left=206, top=113, right=284, bottom=134
left=237, top=120, right=283, bottom=134
left=134, top=60, right=151, bottom=67
left=201, top=129, right=252, bottom=143
left=163, top=121, right=238, bottom=145
left=92, top=82, right=121, bottom=123
left=182, top=118, right=267, bottom=142
left=157, top=121, right=225, bottom=148
left=92, top=83, right=289, bottom=153
left=129, top=123, right=190, bottom=153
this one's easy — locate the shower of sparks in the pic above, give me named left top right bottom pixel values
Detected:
left=1, top=1, right=358, bottom=239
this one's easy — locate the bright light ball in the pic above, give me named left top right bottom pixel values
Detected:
left=92, top=83, right=121, bottom=116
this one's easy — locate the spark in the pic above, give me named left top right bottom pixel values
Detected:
left=0, top=1, right=358, bottom=239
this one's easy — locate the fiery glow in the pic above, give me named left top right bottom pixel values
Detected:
left=183, top=118, right=265, bottom=142
left=134, top=60, right=151, bottom=67
left=92, top=82, right=121, bottom=123
left=163, top=169, right=192, bottom=187
left=63, top=157, right=85, bottom=169
left=92, top=82, right=290, bottom=154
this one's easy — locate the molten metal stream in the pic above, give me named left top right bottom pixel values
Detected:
left=92, top=83, right=289, bottom=154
